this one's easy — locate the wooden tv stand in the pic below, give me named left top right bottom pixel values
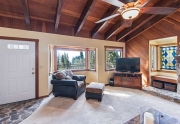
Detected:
left=114, top=72, right=142, bottom=89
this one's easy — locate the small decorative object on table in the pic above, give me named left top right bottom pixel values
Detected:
left=140, top=106, right=159, bottom=124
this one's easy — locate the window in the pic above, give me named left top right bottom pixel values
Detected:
left=105, top=46, right=123, bottom=71
left=151, top=46, right=157, bottom=70
left=7, top=43, right=29, bottom=49
left=88, top=49, right=96, bottom=70
left=54, top=46, right=96, bottom=71
left=161, top=46, right=177, bottom=70
left=150, top=45, right=177, bottom=71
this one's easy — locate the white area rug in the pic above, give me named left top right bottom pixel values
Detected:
left=20, top=86, right=180, bottom=124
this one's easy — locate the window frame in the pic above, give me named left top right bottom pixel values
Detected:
left=54, top=46, right=96, bottom=72
left=105, top=46, right=123, bottom=71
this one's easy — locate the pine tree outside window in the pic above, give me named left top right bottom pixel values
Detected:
left=54, top=46, right=96, bottom=71
left=105, top=46, right=123, bottom=71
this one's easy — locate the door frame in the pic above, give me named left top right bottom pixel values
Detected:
left=0, top=36, right=39, bottom=98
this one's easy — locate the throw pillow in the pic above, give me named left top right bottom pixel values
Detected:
left=65, top=75, right=72, bottom=80
left=65, top=70, right=74, bottom=78
left=56, top=73, right=64, bottom=80
left=56, top=71, right=66, bottom=80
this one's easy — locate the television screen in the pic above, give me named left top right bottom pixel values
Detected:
left=116, top=57, right=140, bottom=72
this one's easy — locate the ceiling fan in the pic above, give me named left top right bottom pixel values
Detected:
left=95, top=0, right=177, bottom=26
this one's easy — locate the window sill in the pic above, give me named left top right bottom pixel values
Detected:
left=72, top=69, right=96, bottom=72
left=151, top=70, right=176, bottom=74
left=105, top=69, right=115, bottom=71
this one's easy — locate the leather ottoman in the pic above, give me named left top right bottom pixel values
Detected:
left=85, top=82, right=105, bottom=102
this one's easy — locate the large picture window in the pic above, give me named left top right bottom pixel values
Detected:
left=54, top=46, right=96, bottom=71
left=105, top=46, right=123, bottom=71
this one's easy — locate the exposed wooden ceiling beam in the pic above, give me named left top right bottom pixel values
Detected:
left=91, top=6, right=119, bottom=38
left=116, top=14, right=156, bottom=41
left=105, top=19, right=123, bottom=40
left=21, top=0, right=31, bottom=30
left=75, top=0, right=97, bottom=36
left=54, top=0, right=63, bottom=33
left=116, top=0, right=179, bottom=41
left=164, top=17, right=180, bottom=26
left=125, top=15, right=170, bottom=41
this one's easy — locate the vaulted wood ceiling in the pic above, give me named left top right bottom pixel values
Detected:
left=0, top=0, right=180, bottom=42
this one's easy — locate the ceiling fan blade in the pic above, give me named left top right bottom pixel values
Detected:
left=95, top=13, right=120, bottom=23
left=124, top=19, right=133, bottom=28
left=103, top=0, right=125, bottom=8
left=140, top=7, right=177, bottom=14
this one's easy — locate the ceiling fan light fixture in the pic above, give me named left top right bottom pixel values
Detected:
left=122, top=8, right=140, bottom=20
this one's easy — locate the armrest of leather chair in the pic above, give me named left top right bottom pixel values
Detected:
left=72, top=75, right=86, bottom=81
left=51, top=79, right=78, bottom=87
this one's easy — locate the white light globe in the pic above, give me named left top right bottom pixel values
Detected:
left=122, top=8, right=140, bottom=20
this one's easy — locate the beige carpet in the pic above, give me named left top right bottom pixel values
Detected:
left=20, top=86, right=180, bottom=124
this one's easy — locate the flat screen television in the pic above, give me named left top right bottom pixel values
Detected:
left=116, top=57, right=140, bottom=72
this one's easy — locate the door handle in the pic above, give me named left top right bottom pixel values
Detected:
left=32, top=72, right=35, bottom=74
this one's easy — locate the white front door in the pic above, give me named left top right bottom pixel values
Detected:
left=0, top=39, right=35, bottom=105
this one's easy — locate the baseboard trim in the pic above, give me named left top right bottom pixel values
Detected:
left=38, top=95, right=49, bottom=99
left=49, top=91, right=52, bottom=96
left=37, top=91, right=52, bottom=99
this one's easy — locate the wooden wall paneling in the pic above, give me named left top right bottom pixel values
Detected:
left=92, top=33, right=105, bottom=40
left=57, top=25, right=74, bottom=36
left=153, top=23, right=177, bottom=36
left=0, top=16, right=27, bottom=30
left=126, top=35, right=150, bottom=86
left=45, top=22, right=54, bottom=33
left=158, top=20, right=180, bottom=35
left=126, top=10, right=180, bottom=87
left=76, top=30, right=90, bottom=38
left=141, top=28, right=162, bottom=40
left=31, top=20, right=43, bottom=32
left=107, top=35, right=116, bottom=41
left=42, top=22, right=46, bottom=32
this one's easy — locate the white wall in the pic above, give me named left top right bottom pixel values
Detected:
left=0, top=27, right=125, bottom=97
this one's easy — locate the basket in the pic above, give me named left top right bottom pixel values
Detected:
left=164, top=83, right=177, bottom=92
left=152, top=80, right=164, bottom=89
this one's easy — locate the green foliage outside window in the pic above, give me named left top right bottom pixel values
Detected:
left=106, top=48, right=122, bottom=70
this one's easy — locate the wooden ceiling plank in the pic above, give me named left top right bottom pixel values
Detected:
left=116, top=14, right=156, bottom=41
left=21, top=0, right=31, bottom=30
left=164, top=17, right=180, bottom=26
left=75, top=0, right=97, bottom=36
left=105, top=19, right=123, bottom=40
left=91, top=5, right=118, bottom=38
left=116, top=0, right=179, bottom=41
left=125, top=15, right=167, bottom=41
left=54, top=0, right=64, bottom=33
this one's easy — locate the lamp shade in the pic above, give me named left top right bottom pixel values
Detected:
left=122, top=8, right=140, bottom=20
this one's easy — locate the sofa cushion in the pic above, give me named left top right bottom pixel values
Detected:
left=77, top=81, right=84, bottom=88
left=65, top=70, right=74, bottom=78
left=56, top=71, right=66, bottom=80
left=65, top=75, right=72, bottom=80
